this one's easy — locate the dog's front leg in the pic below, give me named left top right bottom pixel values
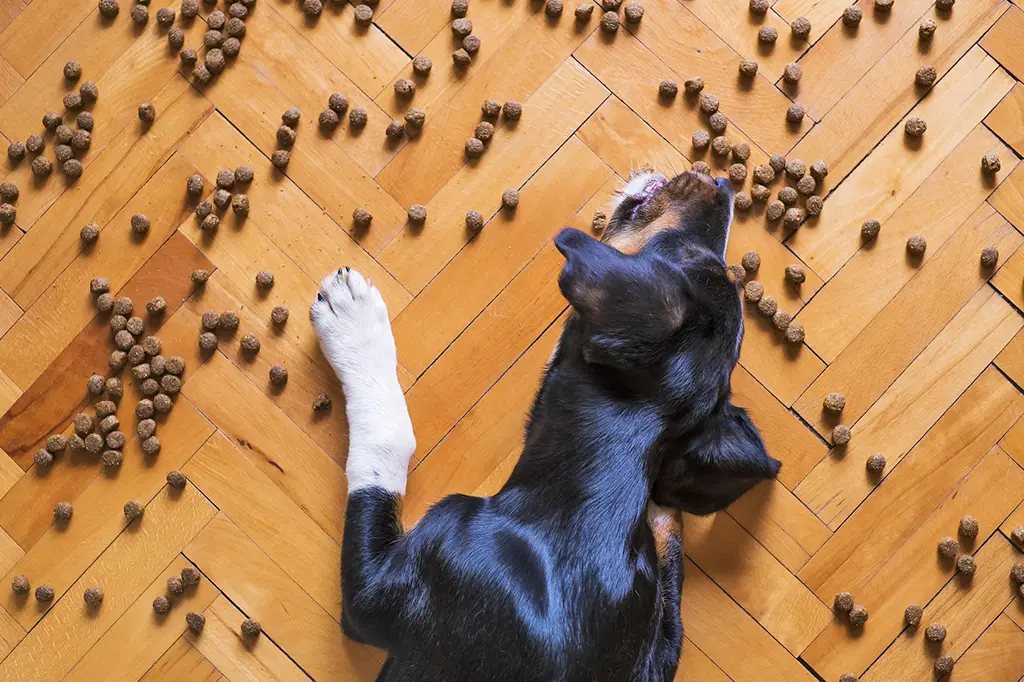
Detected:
left=311, top=267, right=416, bottom=646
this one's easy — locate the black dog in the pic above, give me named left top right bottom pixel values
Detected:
left=310, top=170, right=782, bottom=681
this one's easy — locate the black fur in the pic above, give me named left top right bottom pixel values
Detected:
left=340, top=172, right=781, bottom=681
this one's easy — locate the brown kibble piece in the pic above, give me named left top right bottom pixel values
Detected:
left=54, top=501, right=73, bottom=521
left=241, top=618, right=261, bottom=637
left=904, top=604, right=922, bottom=626
left=240, top=333, right=260, bottom=353
left=750, top=185, right=769, bottom=202
left=981, top=153, right=1001, bottom=174
left=271, top=305, right=289, bottom=325
left=181, top=567, right=201, bottom=585
left=138, top=103, right=156, bottom=124
left=783, top=62, right=802, bottom=84
left=452, top=17, right=472, bottom=37
left=255, top=270, right=274, bottom=289
left=575, top=2, right=594, bottom=20
left=269, top=364, right=288, bottom=385
left=937, top=536, right=959, bottom=559
left=698, top=92, right=719, bottom=115
left=741, top=251, right=760, bottom=273
left=199, top=332, right=218, bottom=352
left=349, top=107, right=368, bottom=128
left=36, top=585, right=55, bottom=603
left=784, top=322, right=805, bottom=345
left=843, top=5, right=862, bottom=26
left=778, top=186, right=798, bottom=206
left=142, top=436, right=161, bottom=456
left=353, top=208, right=372, bottom=230
left=658, top=80, right=678, bottom=99
left=866, top=453, right=886, bottom=473
left=231, top=194, right=249, bottom=217
left=32, top=156, right=53, bottom=177
left=824, top=392, right=845, bottom=413
left=503, top=101, right=522, bottom=121
left=848, top=604, right=868, bottom=627
left=1012, top=562, right=1024, bottom=583
left=796, top=176, right=816, bottom=196
left=791, top=16, right=810, bottom=39
left=806, top=196, right=823, bottom=216
left=313, top=393, right=332, bottom=411
left=386, top=120, right=405, bottom=139
left=46, top=434, right=67, bottom=453
left=956, top=554, right=976, bottom=575
left=738, top=58, right=758, bottom=78
left=708, top=113, right=726, bottom=134
left=728, top=164, right=747, bottom=184
left=11, top=575, right=29, bottom=595
left=980, top=246, right=998, bottom=268
left=466, top=211, right=484, bottom=232
left=833, top=425, right=851, bottom=446
left=465, top=137, right=485, bottom=158
left=412, top=55, right=432, bottom=76
left=757, top=295, right=777, bottom=318
left=691, top=161, right=711, bottom=176
left=167, top=575, right=184, bottom=596
left=916, top=65, right=937, bottom=88
left=166, top=356, right=185, bottom=375
left=167, top=470, right=187, bottom=489
left=757, top=25, right=777, bottom=43
left=785, top=264, right=805, bottom=285
left=772, top=310, right=791, bottom=331
left=711, top=136, right=731, bottom=156
left=600, top=10, right=619, bottom=32
left=131, top=214, right=150, bottom=235
left=692, top=130, right=710, bottom=151
left=935, top=655, right=954, bottom=676
left=765, top=200, right=785, bottom=221
left=749, top=0, right=768, bottom=14
left=271, top=150, right=290, bottom=170
left=786, top=103, right=805, bottom=124
left=123, top=500, right=144, bottom=522
left=861, top=219, right=880, bottom=241
left=153, top=595, right=170, bottom=615
left=34, top=449, right=54, bottom=468
left=926, top=622, right=946, bottom=641
left=734, top=192, right=752, bottom=211
left=186, top=611, right=206, bottom=634
left=743, top=281, right=763, bottom=303
left=959, top=515, right=979, bottom=539
left=906, top=234, right=926, bottom=255
left=905, top=117, right=927, bottom=137
left=153, top=394, right=172, bottom=414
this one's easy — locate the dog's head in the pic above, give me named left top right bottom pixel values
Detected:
left=555, top=170, right=780, bottom=515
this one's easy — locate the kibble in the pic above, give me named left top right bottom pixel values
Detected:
left=658, top=80, right=678, bottom=100
left=708, top=112, right=727, bottom=135
left=806, top=196, right=823, bottom=216
left=85, top=433, right=104, bottom=454
left=219, top=312, right=239, bottom=332
left=271, top=150, right=290, bottom=170
left=240, top=333, right=260, bottom=354
left=123, top=500, right=145, bottom=522
left=7, top=141, right=25, bottom=163
left=181, top=567, right=201, bottom=585
left=979, top=245, right=999, bottom=268
left=906, top=234, right=926, bottom=255
left=848, top=604, right=868, bottom=627
left=105, top=431, right=126, bottom=450
left=269, top=364, right=288, bottom=385
left=127, top=345, right=147, bottom=366
left=137, top=419, right=157, bottom=440
left=349, top=107, right=368, bottom=129
left=312, top=393, right=332, bottom=412
left=833, top=425, right=851, bottom=446
left=600, top=10, right=619, bottom=32
left=199, top=332, right=218, bottom=352
left=981, top=153, right=1001, bottom=174
left=698, top=92, right=719, bottom=115
left=925, top=622, right=946, bottom=642
left=934, top=655, right=954, bottom=676
left=843, top=5, right=862, bottom=26
left=738, top=58, right=758, bottom=78
left=240, top=617, right=261, bottom=637
left=916, top=65, right=937, bottom=88
left=126, top=316, right=144, bottom=336
left=151, top=356, right=166, bottom=376
left=791, top=16, right=811, bottom=39
left=785, top=264, right=805, bottom=284
left=684, top=77, right=704, bottom=96
left=160, top=374, right=180, bottom=395
left=766, top=200, right=785, bottom=221
left=692, top=130, right=710, bottom=151
left=757, top=26, right=778, bottom=43
left=131, top=3, right=149, bottom=22
left=919, top=18, right=937, bottom=40
left=88, top=374, right=107, bottom=395
left=905, top=604, right=923, bottom=626
left=749, top=0, right=768, bottom=14
left=167, top=470, right=187, bottom=489
left=956, top=554, right=976, bottom=575
left=141, top=436, right=160, bottom=456
left=482, top=101, right=500, bottom=119
left=34, top=449, right=54, bottom=467
left=575, top=2, right=594, bottom=20
left=937, top=536, right=959, bottom=559
left=166, top=356, right=185, bottom=375
left=466, top=210, right=484, bottom=232
left=757, top=295, right=777, bottom=318
left=503, top=101, right=523, bottom=121
left=743, top=281, right=763, bottom=303
left=186, top=611, right=206, bottom=634
left=592, top=212, right=606, bottom=232
left=54, top=500, right=74, bottom=521
left=778, top=186, right=798, bottom=206
left=751, top=184, right=770, bottom=202
left=786, top=103, right=805, bottom=124
left=728, top=164, right=747, bottom=184
left=691, top=161, right=711, bottom=176
left=11, top=575, right=29, bottom=595
left=796, top=176, right=816, bottom=196
left=35, top=585, right=55, bottom=603
left=276, top=125, right=296, bottom=147
left=711, top=136, right=731, bottom=156
left=231, top=194, right=249, bottom=217
left=62, top=158, right=83, bottom=180
left=106, top=377, right=125, bottom=401
left=153, top=595, right=171, bottom=615
left=153, top=394, right=172, bottom=414
left=956, top=515, right=979, bottom=539
left=861, top=219, right=881, bottom=241
left=824, top=392, right=846, bottom=413
left=772, top=310, right=791, bottom=331
left=26, top=134, right=44, bottom=154
left=1012, top=561, right=1024, bottom=583
left=866, top=453, right=886, bottom=473
left=905, top=117, right=927, bottom=137
left=735, top=192, right=752, bottom=210
left=180, top=49, right=197, bottom=65
left=303, top=0, right=322, bottom=15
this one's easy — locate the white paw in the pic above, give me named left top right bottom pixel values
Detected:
left=310, top=267, right=394, bottom=383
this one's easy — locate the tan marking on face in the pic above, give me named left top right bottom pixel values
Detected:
left=605, top=205, right=686, bottom=255
left=648, top=504, right=683, bottom=566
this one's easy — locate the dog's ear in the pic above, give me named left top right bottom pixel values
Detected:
left=554, top=228, right=688, bottom=367
left=653, top=402, right=781, bottom=515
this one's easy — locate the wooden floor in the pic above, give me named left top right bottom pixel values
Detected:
left=0, top=0, right=1022, bottom=679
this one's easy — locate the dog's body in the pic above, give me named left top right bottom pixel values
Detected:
left=310, top=171, right=781, bottom=682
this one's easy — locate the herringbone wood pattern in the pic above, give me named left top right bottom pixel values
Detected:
left=0, top=0, right=1023, bottom=679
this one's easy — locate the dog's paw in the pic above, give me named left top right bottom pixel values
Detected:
left=310, top=267, right=394, bottom=383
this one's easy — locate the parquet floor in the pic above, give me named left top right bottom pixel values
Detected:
left=0, top=0, right=1022, bottom=679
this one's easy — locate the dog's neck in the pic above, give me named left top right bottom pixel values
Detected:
left=497, top=326, right=662, bottom=547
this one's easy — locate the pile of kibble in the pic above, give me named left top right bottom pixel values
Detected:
left=190, top=165, right=253, bottom=233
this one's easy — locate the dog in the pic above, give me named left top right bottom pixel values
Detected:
left=309, top=170, right=782, bottom=682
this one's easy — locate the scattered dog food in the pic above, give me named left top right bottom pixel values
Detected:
left=904, top=117, right=927, bottom=137
left=34, top=449, right=54, bottom=467
left=231, top=194, right=249, bottom=217
left=1012, top=562, right=1024, bottom=583
left=131, top=213, right=150, bottom=236
left=711, top=136, right=732, bottom=156
left=981, top=153, right=1001, bottom=174
left=181, top=567, right=201, bottom=586
left=153, top=595, right=171, bottom=615
left=503, top=101, right=523, bottom=121
left=167, top=470, right=187, bottom=489
left=599, top=10, right=619, bottom=32
left=271, top=150, right=290, bottom=170
left=11, top=575, right=29, bottom=595
left=1011, top=525, right=1024, bottom=545
left=271, top=306, right=289, bottom=326
left=744, top=281, right=764, bottom=302
left=749, top=0, right=768, bottom=14
left=732, top=142, right=750, bottom=163
left=386, top=120, right=405, bottom=139
left=757, top=26, right=778, bottom=43
left=735, top=191, right=752, bottom=210
left=958, top=515, right=979, bottom=539
left=153, top=394, right=172, bottom=414
left=241, top=618, right=261, bottom=637
left=772, top=309, right=791, bottom=331
left=839, top=674, right=857, bottom=682
left=186, top=611, right=206, bottom=634
left=691, top=161, right=711, bottom=175
left=861, top=219, right=881, bottom=241
left=866, top=453, right=886, bottom=473
left=904, top=604, right=922, bottom=626
left=167, top=575, right=184, bottom=596
left=123, top=500, right=145, bottom=522
left=54, top=501, right=73, bottom=521
left=575, top=2, right=594, bottom=20
left=752, top=164, right=775, bottom=185
left=757, top=295, right=777, bottom=318
left=728, top=164, right=747, bottom=183
left=475, top=121, right=495, bottom=142
left=842, top=5, right=862, bottom=25
left=875, top=0, right=893, bottom=11
left=785, top=323, right=805, bottom=344
left=545, top=0, right=563, bottom=17
left=906, top=234, right=927, bottom=255
left=741, top=251, right=760, bottom=272
left=709, top=112, right=727, bottom=134
left=785, top=264, right=805, bottom=284
left=833, top=425, right=851, bottom=446
left=786, top=104, right=805, bottom=124
left=592, top=212, right=606, bottom=232
left=937, top=537, right=958, bottom=559
left=623, top=2, right=643, bottom=22
left=699, top=92, right=719, bottom=114
left=848, top=604, right=868, bottom=627
left=916, top=65, right=937, bottom=88
left=412, top=55, right=433, bottom=76
left=791, top=16, right=811, bottom=39
left=659, top=80, right=678, bottom=99
left=35, top=585, right=55, bottom=603
left=956, top=554, right=976, bottom=575
left=466, top=210, right=484, bottom=232
left=269, top=365, right=288, bottom=385
left=925, top=622, right=946, bottom=642
left=806, top=196, right=823, bottom=216
left=137, top=419, right=156, bottom=439
left=777, top=186, right=797, bottom=205
left=199, top=332, right=218, bottom=352
left=684, top=77, right=704, bottom=96
left=796, top=175, right=816, bottom=196
left=692, top=130, right=710, bottom=151
left=465, top=137, right=485, bottom=158
left=738, top=59, right=758, bottom=78
left=240, top=333, right=261, bottom=354
left=313, top=393, right=332, bottom=411
left=766, top=200, right=785, bottom=221
left=349, top=107, right=368, bottom=128
left=919, top=18, right=936, bottom=39
left=452, top=17, right=473, bottom=37
left=934, top=655, right=954, bottom=676
left=824, top=392, right=846, bottom=413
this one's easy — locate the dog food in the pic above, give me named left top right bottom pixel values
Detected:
left=925, top=622, right=946, bottom=642
left=733, top=191, right=751, bottom=210
left=905, top=117, right=927, bottom=137
left=684, top=77, right=704, bottom=96
left=839, top=675, right=857, bottom=682
left=452, top=17, right=473, bottom=37
left=600, top=10, right=619, bottom=32
left=866, top=453, right=886, bottom=473
left=34, top=449, right=54, bottom=467
left=270, top=150, right=290, bottom=170
left=137, top=418, right=157, bottom=440
left=7, top=141, right=25, bottom=163
left=503, top=101, right=523, bottom=121
left=709, top=112, right=727, bottom=134
left=503, top=187, right=520, bottom=208
left=74, top=414, right=94, bottom=437
left=875, top=0, right=893, bottom=10
left=765, top=200, right=785, bottom=221
left=0, top=182, right=17, bottom=204
left=141, top=436, right=160, bottom=455
left=824, top=392, right=846, bottom=413
left=231, top=194, right=249, bottom=217
left=394, top=79, right=416, bottom=100
left=956, top=554, right=976, bottom=575
left=199, top=332, right=218, bottom=352
left=105, top=430, right=126, bottom=450
left=728, top=164, right=747, bottom=183
left=101, top=448, right=121, bottom=467
left=303, top=0, right=322, bottom=16
left=575, top=2, right=594, bottom=20
left=738, top=59, right=758, bottom=78
left=658, top=80, right=678, bottom=99
left=466, top=210, right=484, bottom=232
left=981, top=153, right=1001, bottom=174
left=833, top=425, right=851, bottom=446
left=153, top=394, right=172, bottom=414
left=255, top=270, right=275, bottom=289
left=46, top=434, right=68, bottom=454
left=711, top=136, right=732, bottom=156
left=545, top=0, right=563, bottom=17
left=153, top=595, right=171, bottom=615
left=11, top=575, right=29, bottom=595
left=906, top=234, right=927, bottom=255
left=796, top=175, right=816, bottom=196
left=240, top=618, right=262, bottom=637
left=904, top=603, right=923, bottom=626
left=1012, top=562, right=1024, bottom=583
left=412, top=55, right=433, bottom=77
left=269, top=365, right=288, bottom=385
left=778, top=187, right=798, bottom=206
left=758, top=25, right=778, bottom=43
left=130, top=3, right=148, bottom=23
left=919, top=18, right=936, bottom=39
left=202, top=310, right=220, bottom=330
left=958, top=515, right=979, bottom=539
left=743, top=281, right=764, bottom=302
left=36, top=585, right=55, bottom=603
left=167, top=470, right=187, bottom=489
left=313, top=393, right=332, bottom=411
left=772, top=310, right=791, bottom=331
left=692, top=130, right=710, bottom=151
left=386, top=120, right=405, bottom=139
left=53, top=501, right=73, bottom=521
left=125, top=316, right=144, bottom=336
left=861, top=219, right=881, bottom=241
left=741, top=251, right=761, bottom=273
left=276, top=125, right=296, bottom=147
left=130, top=214, right=150, bottom=236
left=934, top=655, right=954, bottom=675
left=916, top=65, right=937, bottom=88
left=786, top=103, right=805, bottom=124
left=623, top=2, right=643, bottom=22
left=31, top=155, right=52, bottom=178
left=160, top=374, right=180, bottom=395
left=1012, top=525, right=1024, bottom=545
left=785, top=322, right=805, bottom=344
left=592, top=212, right=606, bottom=232
left=179, top=567, right=200, bottom=586
left=240, top=333, right=261, bottom=353
left=785, top=264, right=805, bottom=284
left=848, top=604, right=868, bottom=627
left=937, top=0, right=955, bottom=8
left=351, top=208, right=373, bottom=231
left=752, top=164, right=775, bottom=185
left=123, top=500, right=145, bottom=522
left=842, top=5, right=862, bottom=25
left=167, top=575, right=184, bottom=596
left=937, top=537, right=958, bottom=559
left=791, top=16, right=811, bottom=38
left=757, top=295, right=778, bottom=318
left=271, top=306, right=289, bottom=326
left=349, top=107, right=368, bottom=128
left=475, top=121, right=495, bottom=143
left=783, top=62, right=802, bottom=83
left=699, top=93, right=719, bottom=115
left=691, top=161, right=711, bottom=176
left=805, top=196, right=824, bottom=216
left=186, top=611, right=206, bottom=634
left=732, top=142, right=751, bottom=163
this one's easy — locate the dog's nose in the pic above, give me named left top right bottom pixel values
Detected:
left=713, top=176, right=733, bottom=193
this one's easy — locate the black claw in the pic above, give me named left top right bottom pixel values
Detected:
left=337, top=268, right=344, bottom=275
left=345, top=266, right=351, bottom=272
left=317, top=292, right=325, bottom=301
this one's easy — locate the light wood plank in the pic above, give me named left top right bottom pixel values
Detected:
left=139, top=637, right=221, bottom=682
left=990, top=161, right=1024, bottom=232
left=985, top=83, right=1024, bottom=156
left=0, top=0, right=93, bottom=78
left=954, top=614, right=1024, bottom=682
left=981, top=3, right=1024, bottom=80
